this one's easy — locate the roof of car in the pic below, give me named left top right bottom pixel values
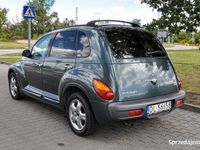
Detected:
left=44, top=20, right=142, bottom=36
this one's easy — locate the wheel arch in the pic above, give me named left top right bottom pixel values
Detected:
left=60, top=83, right=98, bottom=123
left=8, top=65, right=25, bottom=96
left=61, top=84, right=89, bottom=107
left=8, top=68, right=16, bottom=79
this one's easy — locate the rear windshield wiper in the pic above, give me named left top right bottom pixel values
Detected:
left=145, top=51, right=166, bottom=56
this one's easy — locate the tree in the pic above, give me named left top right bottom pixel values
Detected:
left=61, top=18, right=70, bottom=27
left=0, top=7, right=8, bottom=29
left=0, top=1, right=73, bottom=40
left=141, top=0, right=200, bottom=34
left=26, top=0, right=58, bottom=35
left=27, top=0, right=72, bottom=36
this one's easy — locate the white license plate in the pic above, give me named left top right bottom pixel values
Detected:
left=147, top=101, right=171, bottom=115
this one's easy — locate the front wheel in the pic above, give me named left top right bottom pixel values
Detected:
left=66, top=92, right=97, bottom=136
left=8, top=72, right=23, bottom=100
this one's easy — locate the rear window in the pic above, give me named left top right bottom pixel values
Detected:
left=105, top=28, right=166, bottom=59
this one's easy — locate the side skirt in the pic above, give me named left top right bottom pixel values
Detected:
left=22, top=86, right=64, bottom=111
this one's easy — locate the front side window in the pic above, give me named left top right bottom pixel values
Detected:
left=105, top=27, right=166, bottom=59
left=77, top=31, right=91, bottom=57
left=32, top=34, right=53, bottom=59
left=50, top=30, right=76, bottom=58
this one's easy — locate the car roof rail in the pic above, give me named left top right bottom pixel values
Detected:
left=86, top=20, right=140, bottom=27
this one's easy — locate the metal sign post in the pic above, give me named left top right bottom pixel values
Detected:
left=23, top=5, right=35, bottom=50
left=28, top=19, right=31, bottom=50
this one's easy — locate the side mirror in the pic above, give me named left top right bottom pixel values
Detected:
left=22, top=49, right=31, bottom=58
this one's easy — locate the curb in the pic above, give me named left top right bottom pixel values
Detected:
left=180, top=103, right=200, bottom=113
left=0, top=62, right=11, bottom=65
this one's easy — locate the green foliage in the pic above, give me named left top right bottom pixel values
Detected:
left=0, top=7, right=8, bottom=29
left=28, top=0, right=68, bottom=35
left=32, top=0, right=55, bottom=12
left=0, top=7, right=9, bottom=40
left=174, top=32, right=200, bottom=44
left=0, top=20, right=26, bottom=41
left=0, top=1, right=72, bottom=40
left=141, top=0, right=200, bottom=34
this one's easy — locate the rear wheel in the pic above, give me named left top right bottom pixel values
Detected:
left=66, top=92, right=96, bottom=136
left=8, top=72, right=23, bottom=100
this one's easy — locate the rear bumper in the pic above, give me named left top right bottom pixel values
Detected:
left=108, top=90, right=186, bottom=121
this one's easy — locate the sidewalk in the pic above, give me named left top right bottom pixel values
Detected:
left=0, top=49, right=23, bottom=55
left=166, top=45, right=199, bottom=50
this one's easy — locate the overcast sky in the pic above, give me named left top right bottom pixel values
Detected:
left=0, top=0, right=158, bottom=25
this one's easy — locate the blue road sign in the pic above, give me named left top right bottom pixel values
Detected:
left=23, top=6, right=35, bottom=19
left=192, top=33, right=195, bottom=41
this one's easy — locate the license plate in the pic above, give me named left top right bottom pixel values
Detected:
left=147, top=101, right=171, bottom=115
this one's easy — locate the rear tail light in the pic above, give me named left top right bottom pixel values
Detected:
left=128, top=109, right=143, bottom=117
left=93, top=79, right=114, bottom=100
left=178, top=79, right=182, bottom=89
left=176, top=99, right=184, bottom=107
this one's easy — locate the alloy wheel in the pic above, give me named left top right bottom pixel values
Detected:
left=10, top=76, right=18, bottom=97
left=69, top=99, right=86, bottom=131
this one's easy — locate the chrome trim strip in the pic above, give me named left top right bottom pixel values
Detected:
left=22, top=88, right=60, bottom=104
left=22, top=89, right=41, bottom=97
left=43, top=96, right=59, bottom=103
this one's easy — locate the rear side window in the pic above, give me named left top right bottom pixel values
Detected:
left=105, top=28, right=166, bottom=59
left=50, top=30, right=76, bottom=58
left=77, top=31, right=91, bottom=57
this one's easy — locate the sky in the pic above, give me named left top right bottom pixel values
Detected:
left=0, top=0, right=158, bottom=25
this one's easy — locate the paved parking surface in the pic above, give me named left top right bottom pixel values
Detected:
left=0, top=64, right=200, bottom=150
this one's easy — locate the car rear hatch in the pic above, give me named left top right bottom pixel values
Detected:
left=104, top=26, right=179, bottom=102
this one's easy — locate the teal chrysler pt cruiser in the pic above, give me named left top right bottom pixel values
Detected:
left=8, top=20, right=185, bottom=136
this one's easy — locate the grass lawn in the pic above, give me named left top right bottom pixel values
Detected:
left=168, top=50, right=200, bottom=88
left=0, top=57, right=20, bottom=64
left=0, top=40, right=36, bottom=49
left=168, top=50, right=200, bottom=64
left=0, top=41, right=27, bottom=49
left=0, top=53, right=21, bottom=64
left=0, top=50, right=199, bottom=105
left=168, top=50, right=200, bottom=105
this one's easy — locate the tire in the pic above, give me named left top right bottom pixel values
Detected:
left=66, top=92, right=97, bottom=136
left=8, top=72, right=23, bottom=100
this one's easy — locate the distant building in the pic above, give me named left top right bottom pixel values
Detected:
left=157, top=31, right=172, bottom=43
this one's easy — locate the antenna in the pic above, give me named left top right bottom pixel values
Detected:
left=75, top=7, right=78, bottom=24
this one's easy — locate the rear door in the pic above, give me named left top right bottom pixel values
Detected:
left=42, top=29, right=76, bottom=102
left=105, top=27, right=179, bottom=101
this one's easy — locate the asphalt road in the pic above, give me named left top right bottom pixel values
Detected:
left=0, top=64, right=200, bottom=150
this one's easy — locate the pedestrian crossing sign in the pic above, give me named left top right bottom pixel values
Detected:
left=23, top=6, right=35, bottom=19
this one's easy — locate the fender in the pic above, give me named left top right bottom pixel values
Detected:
left=8, top=62, right=27, bottom=95
left=57, top=64, right=114, bottom=124
left=58, top=71, right=96, bottom=107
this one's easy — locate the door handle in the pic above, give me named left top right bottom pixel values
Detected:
left=64, top=64, right=73, bottom=70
